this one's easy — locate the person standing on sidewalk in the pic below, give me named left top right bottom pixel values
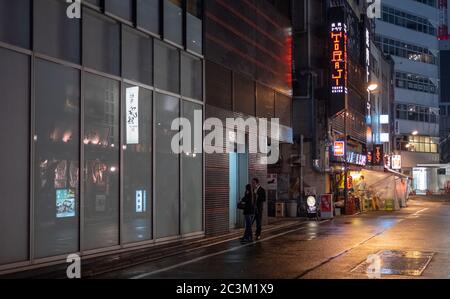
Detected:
left=356, top=176, right=367, bottom=212
left=252, top=178, right=266, bottom=240
left=240, top=184, right=255, bottom=243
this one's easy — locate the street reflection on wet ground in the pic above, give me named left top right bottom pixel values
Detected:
left=97, top=196, right=450, bottom=279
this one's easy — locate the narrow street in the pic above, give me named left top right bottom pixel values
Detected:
left=98, top=196, right=450, bottom=279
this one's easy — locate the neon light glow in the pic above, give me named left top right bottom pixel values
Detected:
left=330, top=22, right=348, bottom=94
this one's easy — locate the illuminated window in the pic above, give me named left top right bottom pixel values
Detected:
left=375, top=35, right=437, bottom=65
left=406, top=135, right=439, bottom=153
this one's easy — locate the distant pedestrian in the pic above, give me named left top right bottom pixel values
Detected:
left=252, top=178, right=266, bottom=240
left=357, top=176, right=367, bottom=193
left=240, top=184, right=255, bottom=243
left=357, top=176, right=367, bottom=212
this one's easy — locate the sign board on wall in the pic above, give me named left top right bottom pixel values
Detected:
left=374, top=145, right=384, bottom=166
left=334, top=141, right=345, bottom=157
left=347, top=152, right=367, bottom=166
left=135, top=190, right=147, bottom=213
left=126, top=86, right=139, bottom=145
left=380, top=115, right=389, bottom=124
left=391, top=155, right=402, bottom=170
left=56, top=189, right=76, bottom=218
left=320, top=194, right=334, bottom=219
left=329, top=7, right=348, bottom=116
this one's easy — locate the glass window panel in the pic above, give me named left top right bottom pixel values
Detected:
left=34, top=0, right=81, bottom=64
left=83, top=9, right=121, bottom=76
left=83, top=73, right=120, bottom=250
left=0, top=48, right=29, bottom=265
left=123, top=27, right=153, bottom=86
left=155, top=93, right=180, bottom=239
left=34, top=59, right=80, bottom=258
left=105, top=0, right=133, bottom=22
left=186, top=13, right=203, bottom=54
left=418, top=143, right=425, bottom=152
left=181, top=102, right=203, bottom=234
left=187, top=0, right=202, bottom=17
left=181, top=53, right=202, bottom=100
left=164, top=0, right=183, bottom=45
left=84, top=0, right=102, bottom=9
left=0, top=0, right=30, bottom=49
left=137, top=0, right=160, bottom=35
left=154, top=40, right=180, bottom=93
left=431, top=144, right=438, bottom=153
left=123, top=85, right=153, bottom=244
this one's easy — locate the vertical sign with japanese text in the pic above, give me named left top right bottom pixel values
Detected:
left=126, top=87, right=139, bottom=145
left=374, top=145, right=384, bottom=166
left=329, top=7, right=348, bottom=116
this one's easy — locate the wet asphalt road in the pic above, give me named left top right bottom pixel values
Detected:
left=98, top=196, right=450, bottom=279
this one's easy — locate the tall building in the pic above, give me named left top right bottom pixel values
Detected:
left=375, top=0, right=441, bottom=192
left=287, top=0, right=373, bottom=211
left=0, top=0, right=205, bottom=273
left=203, top=0, right=293, bottom=234
left=440, top=40, right=450, bottom=163
left=368, top=39, right=395, bottom=160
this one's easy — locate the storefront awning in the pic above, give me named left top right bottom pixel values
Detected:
left=385, top=168, right=412, bottom=180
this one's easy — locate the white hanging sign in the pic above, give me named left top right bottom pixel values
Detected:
left=126, top=87, right=139, bottom=145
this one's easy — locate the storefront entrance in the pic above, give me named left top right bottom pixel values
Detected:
left=229, top=151, right=249, bottom=229
left=413, top=168, right=428, bottom=195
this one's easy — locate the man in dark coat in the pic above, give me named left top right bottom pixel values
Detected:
left=252, top=178, right=266, bottom=240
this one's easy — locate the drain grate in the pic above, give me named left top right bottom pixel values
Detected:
left=351, top=250, right=434, bottom=277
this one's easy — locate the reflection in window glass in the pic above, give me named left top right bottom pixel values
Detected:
left=164, top=0, right=183, bottom=45
left=105, top=0, right=133, bottom=22
left=84, top=73, right=120, bottom=250
left=155, top=40, right=180, bottom=93
left=0, top=0, right=30, bottom=49
left=137, top=0, right=160, bottom=35
left=0, top=48, right=29, bottom=265
left=123, top=86, right=153, bottom=243
left=34, top=0, right=81, bottom=64
left=84, top=0, right=102, bottom=9
left=83, top=9, right=121, bottom=76
left=186, top=0, right=203, bottom=54
left=155, top=93, right=180, bottom=239
left=181, top=53, right=202, bottom=100
left=34, top=59, right=80, bottom=258
left=182, top=102, right=203, bottom=234
left=123, top=27, right=153, bottom=86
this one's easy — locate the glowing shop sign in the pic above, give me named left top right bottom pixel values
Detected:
left=330, top=22, right=348, bottom=94
left=391, top=155, right=402, bottom=170
left=334, top=141, right=345, bottom=157
left=126, top=86, right=139, bottom=145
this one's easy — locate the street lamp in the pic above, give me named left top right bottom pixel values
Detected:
left=412, top=130, right=419, bottom=136
left=367, top=83, right=379, bottom=92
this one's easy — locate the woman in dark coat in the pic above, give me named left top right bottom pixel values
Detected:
left=241, top=184, right=255, bottom=243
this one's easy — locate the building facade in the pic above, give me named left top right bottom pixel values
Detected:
left=375, top=0, right=441, bottom=192
left=368, top=40, right=395, bottom=163
left=0, top=0, right=204, bottom=272
left=203, top=0, right=293, bottom=234
left=440, top=40, right=450, bottom=163
left=287, top=0, right=372, bottom=210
